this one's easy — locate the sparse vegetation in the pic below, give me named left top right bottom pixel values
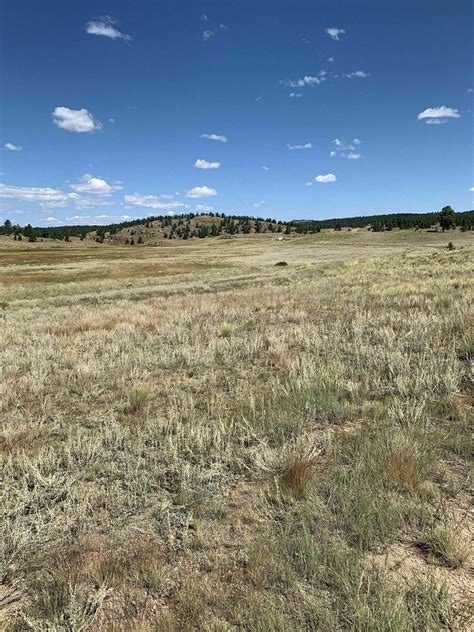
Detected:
left=0, top=229, right=472, bottom=630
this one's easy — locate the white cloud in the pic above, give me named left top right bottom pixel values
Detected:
left=194, top=158, right=220, bottom=169
left=124, top=193, right=186, bottom=210
left=331, top=138, right=363, bottom=160
left=326, top=27, right=345, bottom=40
left=343, top=152, right=361, bottom=160
left=417, top=106, right=460, bottom=122
left=86, top=16, right=132, bottom=41
left=45, top=216, right=59, bottom=222
left=69, top=195, right=115, bottom=210
left=262, top=165, right=270, bottom=171
left=52, top=107, right=101, bottom=133
left=202, top=29, right=215, bottom=40
left=469, top=187, right=474, bottom=192
left=195, top=204, right=215, bottom=212
left=70, top=174, right=122, bottom=195
left=253, top=201, right=265, bottom=208
left=327, top=57, right=335, bottom=63
left=284, top=72, right=327, bottom=88
left=425, top=119, right=448, bottom=125
left=289, top=92, right=302, bottom=98
left=315, top=173, right=336, bottom=183
left=0, top=183, right=69, bottom=206
left=344, top=70, right=369, bottom=78
left=186, top=186, right=217, bottom=199
left=201, top=133, right=227, bottom=143
left=304, top=181, right=313, bottom=186
left=201, top=14, right=209, bottom=22
left=4, top=142, right=22, bottom=151
left=108, top=118, right=115, bottom=124
left=287, top=142, right=312, bottom=150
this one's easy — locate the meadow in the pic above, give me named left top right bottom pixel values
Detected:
left=1, top=229, right=473, bottom=630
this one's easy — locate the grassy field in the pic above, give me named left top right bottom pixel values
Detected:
left=1, top=230, right=473, bottom=630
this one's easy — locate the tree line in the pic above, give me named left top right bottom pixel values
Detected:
left=1, top=207, right=472, bottom=242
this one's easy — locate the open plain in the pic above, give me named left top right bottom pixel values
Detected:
left=1, top=230, right=473, bottom=630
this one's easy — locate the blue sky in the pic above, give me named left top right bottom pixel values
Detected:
left=0, top=0, right=472, bottom=225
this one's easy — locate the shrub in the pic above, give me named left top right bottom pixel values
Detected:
left=275, top=261, right=288, bottom=267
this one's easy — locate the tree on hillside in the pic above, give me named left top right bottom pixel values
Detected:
left=2, top=219, right=12, bottom=235
left=439, top=206, right=455, bottom=232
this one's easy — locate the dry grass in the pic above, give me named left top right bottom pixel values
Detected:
left=1, top=230, right=473, bottom=630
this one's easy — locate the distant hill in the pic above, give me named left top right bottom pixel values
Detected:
left=1, top=209, right=472, bottom=243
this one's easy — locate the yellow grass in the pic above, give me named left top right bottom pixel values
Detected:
left=1, top=230, right=472, bottom=630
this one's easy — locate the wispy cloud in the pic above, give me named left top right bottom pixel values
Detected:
left=417, top=106, right=460, bottom=123
left=344, top=70, right=370, bottom=78
left=0, top=183, right=68, bottom=206
left=288, top=142, right=312, bottom=150
left=186, top=186, right=217, bottom=198
left=304, top=181, right=313, bottom=186
left=315, top=173, right=336, bottom=183
left=201, top=133, right=227, bottom=143
left=262, top=165, right=270, bottom=171
left=202, top=22, right=227, bottom=40
left=326, top=27, right=345, bottom=40
left=86, top=16, right=132, bottom=41
left=194, top=159, right=220, bottom=169
left=331, top=138, right=363, bottom=159
left=289, top=92, right=302, bottom=98
left=253, top=201, right=265, bottom=208
left=124, top=193, right=186, bottom=210
left=3, top=143, right=22, bottom=151
left=282, top=72, right=327, bottom=88
left=52, top=107, right=101, bottom=133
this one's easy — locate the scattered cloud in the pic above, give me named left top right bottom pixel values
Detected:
left=344, top=70, right=370, bottom=78
left=469, top=186, right=474, bottom=192
left=287, top=142, right=312, bottom=150
left=124, top=193, right=186, bottom=210
left=467, top=88, right=473, bottom=93
left=201, top=133, right=227, bottom=143
left=86, top=16, right=132, bottom=41
left=52, top=106, right=101, bottom=133
left=326, top=27, right=345, bottom=40
left=331, top=138, right=363, bottom=159
left=253, top=201, right=265, bottom=208
left=70, top=174, right=122, bottom=195
left=315, top=173, right=336, bottom=183
left=108, top=118, right=115, bottom=124
left=262, top=165, right=270, bottom=171
left=283, top=72, right=327, bottom=88
left=195, top=204, right=214, bottom=212
left=3, top=142, right=22, bottom=151
left=417, top=106, right=460, bottom=123
left=202, top=22, right=227, bottom=40
left=201, top=14, right=209, bottom=22
left=186, top=186, right=217, bottom=199
left=289, top=92, right=302, bottom=98
left=45, top=216, right=59, bottom=222
left=327, top=57, right=335, bottom=63
left=194, top=158, right=220, bottom=169
left=304, top=181, right=313, bottom=186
